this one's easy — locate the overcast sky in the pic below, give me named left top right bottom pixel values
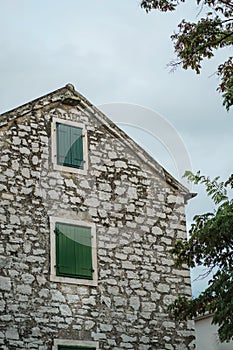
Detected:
left=1, top=0, right=232, bottom=296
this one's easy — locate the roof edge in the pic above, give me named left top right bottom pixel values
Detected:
left=0, top=85, right=70, bottom=127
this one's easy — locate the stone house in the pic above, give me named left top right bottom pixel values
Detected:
left=0, top=84, right=195, bottom=349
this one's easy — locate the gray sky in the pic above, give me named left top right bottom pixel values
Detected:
left=1, top=0, right=232, bottom=296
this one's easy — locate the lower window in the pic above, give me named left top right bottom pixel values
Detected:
left=50, top=217, right=97, bottom=286
left=55, top=222, right=93, bottom=279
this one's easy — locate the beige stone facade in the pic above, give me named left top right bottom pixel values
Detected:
left=0, top=84, right=195, bottom=349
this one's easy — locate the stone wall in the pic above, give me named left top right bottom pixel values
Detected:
left=0, top=87, right=195, bottom=349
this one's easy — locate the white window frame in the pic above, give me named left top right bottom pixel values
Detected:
left=50, top=216, right=98, bottom=286
left=51, top=117, right=88, bottom=174
left=52, top=339, right=99, bottom=350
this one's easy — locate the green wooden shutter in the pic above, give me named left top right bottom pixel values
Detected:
left=74, top=226, right=93, bottom=279
left=55, top=223, right=93, bottom=279
left=70, top=126, right=83, bottom=168
left=56, top=223, right=76, bottom=277
left=56, top=123, right=83, bottom=169
left=57, top=123, right=72, bottom=166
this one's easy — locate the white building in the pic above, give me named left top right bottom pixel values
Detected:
left=195, top=314, right=233, bottom=350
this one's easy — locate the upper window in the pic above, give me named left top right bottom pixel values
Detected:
left=52, top=118, right=88, bottom=174
left=50, top=217, right=97, bottom=286
left=57, top=123, right=83, bottom=169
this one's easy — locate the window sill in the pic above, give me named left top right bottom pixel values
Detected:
left=52, top=162, right=88, bottom=175
left=53, top=339, right=99, bottom=350
left=50, top=274, right=98, bottom=287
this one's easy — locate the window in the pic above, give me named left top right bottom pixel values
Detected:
left=57, top=123, right=83, bottom=168
left=50, top=217, right=97, bottom=286
left=53, top=340, right=98, bottom=350
left=55, top=222, right=92, bottom=279
left=52, top=118, right=88, bottom=174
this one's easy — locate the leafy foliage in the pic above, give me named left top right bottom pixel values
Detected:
left=169, top=172, right=233, bottom=342
left=141, top=0, right=233, bottom=110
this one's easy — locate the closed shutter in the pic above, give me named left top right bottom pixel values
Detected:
left=56, top=123, right=83, bottom=168
left=55, top=223, right=76, bottom=277
left=55, top=223, right=93, bottom=280
left=70, top=126, right=83, bottom=168
left=75, top=225, right=92, bottom=279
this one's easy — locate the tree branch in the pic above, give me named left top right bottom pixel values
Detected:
left=169, top=29, right=233, bottom=70
left=218, top=0, right=233, bottom=9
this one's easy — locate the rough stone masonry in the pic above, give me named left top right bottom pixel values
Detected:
left=0, top=84, right=195, bottom=349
